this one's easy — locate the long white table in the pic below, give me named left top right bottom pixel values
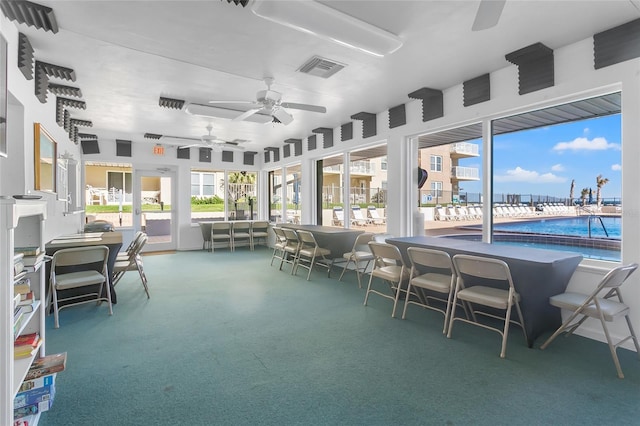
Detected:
left=387, top=236, right=583, bottom=347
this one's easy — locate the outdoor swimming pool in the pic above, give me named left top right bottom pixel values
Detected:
left=492, top=216, right=621, bottom=239
left=458, top=216, right=621, bottom=261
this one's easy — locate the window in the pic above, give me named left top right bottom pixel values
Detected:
left=430, top=155, right=442, bottom=172
left=491, top=103, right=621, bottom=262
left=190, top=169, right=224, bottom=222
left=431, top=181, right=443, bottom=197
left=349, top=145, right=388, bottom=231
left=269, top=169, right=283, bottom=223
left=84, top=162, right=133, bottom=228
left=226, top=170, right=257, bottom=221
left=284, top=164, right=301, bottom=224
left=381, top=156, right=388, bottom=170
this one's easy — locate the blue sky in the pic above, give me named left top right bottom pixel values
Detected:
left=461, top=114, right=622, bottom=200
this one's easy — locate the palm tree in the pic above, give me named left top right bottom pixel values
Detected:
left=580, top=188, right=590, bottom=206
left=223, top=172, right=256, bottom=204
left=596, top=174, right=609, bottom=207
left=569, top=179, right=575, bottom=205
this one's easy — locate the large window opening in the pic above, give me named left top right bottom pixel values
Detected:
left=318, top=146, right=388, bottom=231
left=190, top=169, right=225, bottom=222
left=416, top=92, right=621, bottom=262
left=491, top=93, right=621, bottom=262
left=418, top=127, right=483, bottom=238
left=84, top=161, right=133, bottom=228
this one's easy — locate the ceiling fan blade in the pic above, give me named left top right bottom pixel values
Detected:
left=208, top=100, right=257, bottom=105
left=472, top=0, right=506, bottom=31
left=280, top=102, right=326, bottom=113
left=179, top=143, right=200, bottom=149
left=272, top=107, right=294, bottom=125
left=220, top=142, right=245, bottom=151
left=233, top=108, right=262, bottom=122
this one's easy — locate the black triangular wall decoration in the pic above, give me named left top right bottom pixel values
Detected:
left=505, top=42, right=554, bottom=95
left=177, top=147, right=190, bottom=159
left=594, top=18, right=640, bottom=69
left=388, top=104, right=406, bottom=129
left=116, top=139, right=132, bottom=157
left=308, top=135, right=317, bottom=151
left=243, top=151, right=257, bottom=165
left=17, top=33, right=34, bottom=80
left=199, top=147, right=212, bottom=162
left=408, top=87, right=443, bottom=122
left=313, top=128, right=333, bottom=148
left=341, top=122, right=353, bottom=141
left=350, top=112, right=377, bottom=138
left=463, top=74, right=491, bottom=107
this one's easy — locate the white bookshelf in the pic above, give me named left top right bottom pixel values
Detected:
left=1, top=198, right=47, bottom=425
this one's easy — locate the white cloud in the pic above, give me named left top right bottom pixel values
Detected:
left=611, top=164, right=621, bottom=171
left=551, top=164, right=564, bottom=172
left=552, top=137, right=620, bottom=152
left=494, top=166, right=566, bottom=183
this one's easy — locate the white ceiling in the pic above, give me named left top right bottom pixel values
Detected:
left=11, top=0, right=640, bottom=153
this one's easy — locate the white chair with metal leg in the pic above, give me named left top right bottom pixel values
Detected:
left=232, top=221, right=252, bottom=250
left=279, top=228, right=300, bottom=273
left=403, top=247, right=458, bottom=334
left=211, top=222, right=233, bottom=252
left=270, top=226, right=287, bottom=266
left=448, top=254, right=527, bottom=359
left=293, top=230, right=332, bottom=281
left=338, top=232, right=374, bottom=288
left=540, top=263, right=640, bottom=379
left=113, top=233, right=150, bottom=298
left=48, top=245, right=112, bottom=328
left=364, top=242, right=411, bottom=318
left=250, top=221, right=270, bottom=249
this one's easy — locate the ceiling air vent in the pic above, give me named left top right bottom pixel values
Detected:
left=297, top=56, right=346, bottom=79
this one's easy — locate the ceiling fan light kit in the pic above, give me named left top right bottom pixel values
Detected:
left=208, top=77, right=326, bottom=125
left=249, top=0, right=403, bottom=57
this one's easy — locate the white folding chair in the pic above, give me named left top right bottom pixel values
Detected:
left=250, top=221, right=270, bottom=249
left=48, top=245, right=112, bottom=328
left=270, top=226, right=287, bottom=266
left=403, top=247, right=458, bottom=334
left=448, top=254, right=527, bottom=358
left=279, top=228, right=300, bottom=273
left=113, top=233, right=150, bottom=298
left=232, top=221, right=252, bottom=250
left=338, top=232, right=375, bottom=288
left=540, top=263, right=640, bottom=378
left=211, top=222, right=233, bottom=252
left=364, top=242, right=411, bottom=318
left=293, top=230, right=332, bottom=280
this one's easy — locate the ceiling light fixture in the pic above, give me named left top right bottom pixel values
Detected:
left=249, top=0, right=403, bottom=57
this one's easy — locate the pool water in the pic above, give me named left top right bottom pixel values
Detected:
left=457, top=216, right=622, bottom=261
left=493, top=240, right=620, bottom=262
left=493, top=216, right=621, bottom=239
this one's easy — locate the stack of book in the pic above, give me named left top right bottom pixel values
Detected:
left=13, top=277, right=35, bottom=337
left=14, top=353, right=66, bottom=420
left=15, top=246, right=44, bottom=272
left=14, top=332, right=42, bottom=360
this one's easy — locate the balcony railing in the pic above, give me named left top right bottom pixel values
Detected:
left=323, top=161, right=376, bottom=175
left=451, top=166, right=479, bottom=180
left=450, top=142, right=479, bottom=157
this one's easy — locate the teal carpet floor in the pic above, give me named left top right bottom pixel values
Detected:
left=39, top=248, right=639, bottom=425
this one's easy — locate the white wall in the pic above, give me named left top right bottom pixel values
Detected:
left=2, top=15, right=639, bottom=349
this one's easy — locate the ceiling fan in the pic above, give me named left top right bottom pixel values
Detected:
left=157, top=125, right=247, bottom=151
left=472, top=0, right=506, bottom=31
left=208, top=77, right=327, bottom=126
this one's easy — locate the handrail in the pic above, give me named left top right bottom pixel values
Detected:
left=587, top=215, right=609, bottom=238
